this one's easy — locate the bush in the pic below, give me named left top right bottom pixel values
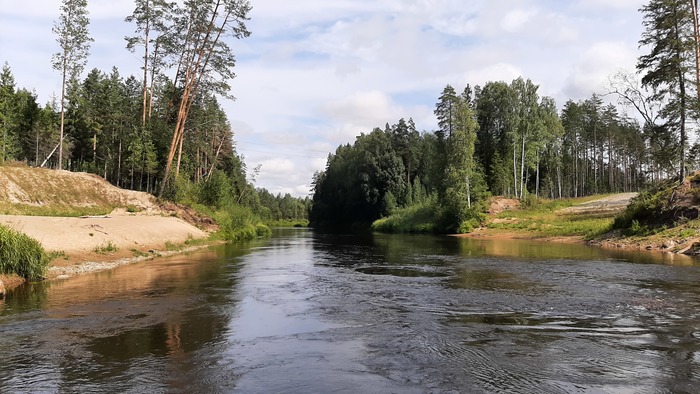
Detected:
left=0, top=224, right=50, bottom=280
left=612, top=186, right=672, bottom=231
left=520, top=193, right=539, bottom=209
left=212, top=203, right=271, bottom=241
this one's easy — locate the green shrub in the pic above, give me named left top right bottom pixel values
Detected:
left=0, top=224, right=50, bottom=280
left=613, top=186, right=672, bottom=230
left=256, top=223, right=272, bottom=237
left=520, top=193, right=539, bottom=209
left=94, top=241, right=118, bottom=254
left=212, top=203, right=271, bottom=241
left=372, top=197, right=440, bottom=234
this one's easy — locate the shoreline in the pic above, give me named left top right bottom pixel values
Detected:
left=47, top=241, right=222, bottom=278
left=0, top=212, right=215, bottom=294
left=459, top=227, right=700, bottom=257
left=0, top=241, right=223, bottom=294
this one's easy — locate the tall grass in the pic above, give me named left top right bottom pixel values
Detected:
left=372, top=197, right=440, bottom=234
left=170, top=173, right=272, bottom=242
left=489, top=196, right=615, bottom=239
left=0, top=224, right=50, bottom=280
left=210, top=203, right=272, bottom=241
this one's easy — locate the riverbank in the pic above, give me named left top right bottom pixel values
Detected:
left=459, top=193, right=700, bottom=257
left=0, top=210, right=213, bottom=292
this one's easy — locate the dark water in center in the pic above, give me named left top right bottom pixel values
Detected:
left=2, top=228, right=700, bottom=393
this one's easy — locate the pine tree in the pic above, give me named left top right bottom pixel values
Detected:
left=638, top=0, right=696, bottom=179
left=52, top=0, right=93, bottom=170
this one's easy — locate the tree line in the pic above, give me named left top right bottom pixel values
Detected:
left=311, top=0, right=700, bottom=232
left=309, top=79, right=658, bottom=231
left=0, top=0, right=310, bottom=224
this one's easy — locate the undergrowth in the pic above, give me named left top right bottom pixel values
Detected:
left=372, top=195, right=486, bottom=234
left=94, top=241, right=118, bottom=254
left=168, top=172, right=272, bottom=242
left=0, top=224, right=50, bottom=280
left=372, top=198, right=439, bottom=234
left=611, top=179, right=695, bottom=236
left=487, top=195, right=615, bottom=239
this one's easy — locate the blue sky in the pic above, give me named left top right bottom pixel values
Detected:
left=1, top=0, right=646, bottom=197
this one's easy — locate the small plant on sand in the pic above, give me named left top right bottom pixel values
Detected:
left=165, top=241, right=182, bottom=251
left=94, top=241, right=118, bottom=254
left=131, top=249, right=150, bottom=257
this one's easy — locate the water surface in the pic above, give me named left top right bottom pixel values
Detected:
left=2, top=229, right=700, bottom=393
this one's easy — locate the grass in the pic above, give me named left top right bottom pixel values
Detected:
left=485, top=196, right=616, bottom=239
left=0, top=203, right=112, bottom=217
left=165, top=241, right=181, bottom=251
left=130, top=248, right=151, bottom=258
left=94, top=241, right=118, bottom=254
left=372, top=199, right=439, bottom=234
left=0, top=224, right=50, bottom=280
left=190, top=202, right=272, bottom=242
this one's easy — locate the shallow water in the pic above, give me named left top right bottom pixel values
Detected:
left=2, top=229, right=700, bottom=393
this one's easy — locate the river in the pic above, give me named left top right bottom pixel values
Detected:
left=2, top=228, right=700, bottom=393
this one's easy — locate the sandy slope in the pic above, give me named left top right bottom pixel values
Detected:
left=0, top=212, right=206, bottom=255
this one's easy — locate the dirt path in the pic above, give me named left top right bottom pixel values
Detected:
left=557, top=193, right=638, bottom=215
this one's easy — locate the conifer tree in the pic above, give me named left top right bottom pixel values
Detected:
left=52, top=0, right=92, bottom=170
left=638, top=0, right=696, bottom=179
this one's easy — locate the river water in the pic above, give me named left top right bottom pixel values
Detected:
left=2, top=228, right=700, bottom=393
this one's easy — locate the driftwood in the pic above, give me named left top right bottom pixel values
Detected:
left=79, top=215, right=112, bottom=219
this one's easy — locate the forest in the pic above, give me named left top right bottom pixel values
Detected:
left=0, top=0, right=310, bottom=235
left=310, top=0, right=700, bottom=233
left=2, top=0, right=699, bottom=235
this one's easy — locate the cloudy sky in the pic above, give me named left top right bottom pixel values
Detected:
left=1, top=0, right=646, bottom=197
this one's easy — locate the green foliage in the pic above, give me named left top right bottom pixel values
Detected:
left=94, top=241, right=118, bottom=254
left=310, top=127, right=411, bottom=230
left=372, top=194, right=486, bottom=235
left=372, top=196, right=439, bottom=234
left=638, top=0, right=695, bottom=179
left=0, top=224, right=50, bottom=280
left=611, top=181, right=688, bottom=234
left=199, top=170, right=234, bottom=208
left=203, top=203, right=268, bottom=242
left=164, top=241, right=181, bottom=251
left=487, top=197, right=614, bottom=239
left=520, top=193, right=539, bottom=209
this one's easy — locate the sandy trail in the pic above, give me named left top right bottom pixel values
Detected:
left=557, top=193, right=638, bottom=215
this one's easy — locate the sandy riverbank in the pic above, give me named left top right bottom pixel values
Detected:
left=0, top=210, right=211, bottom=291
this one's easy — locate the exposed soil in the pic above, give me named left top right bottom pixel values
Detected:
left=465, top=193, right=639, bottom=245
left=557, top=193, right=638, bottom=215
left=0, top=165, right=161, bottom=212
left=487, top=197, right=520, bottom=214
left=0, top=165, right=218, bottom=290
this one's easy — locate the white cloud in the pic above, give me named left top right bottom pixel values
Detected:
left=1, top=0, right=648, bottom=196
left=322, top=91, right=401, bottom=128
left=501, top=9, right=538, bottom=32
left=563, top=41, right=638, bottom=99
